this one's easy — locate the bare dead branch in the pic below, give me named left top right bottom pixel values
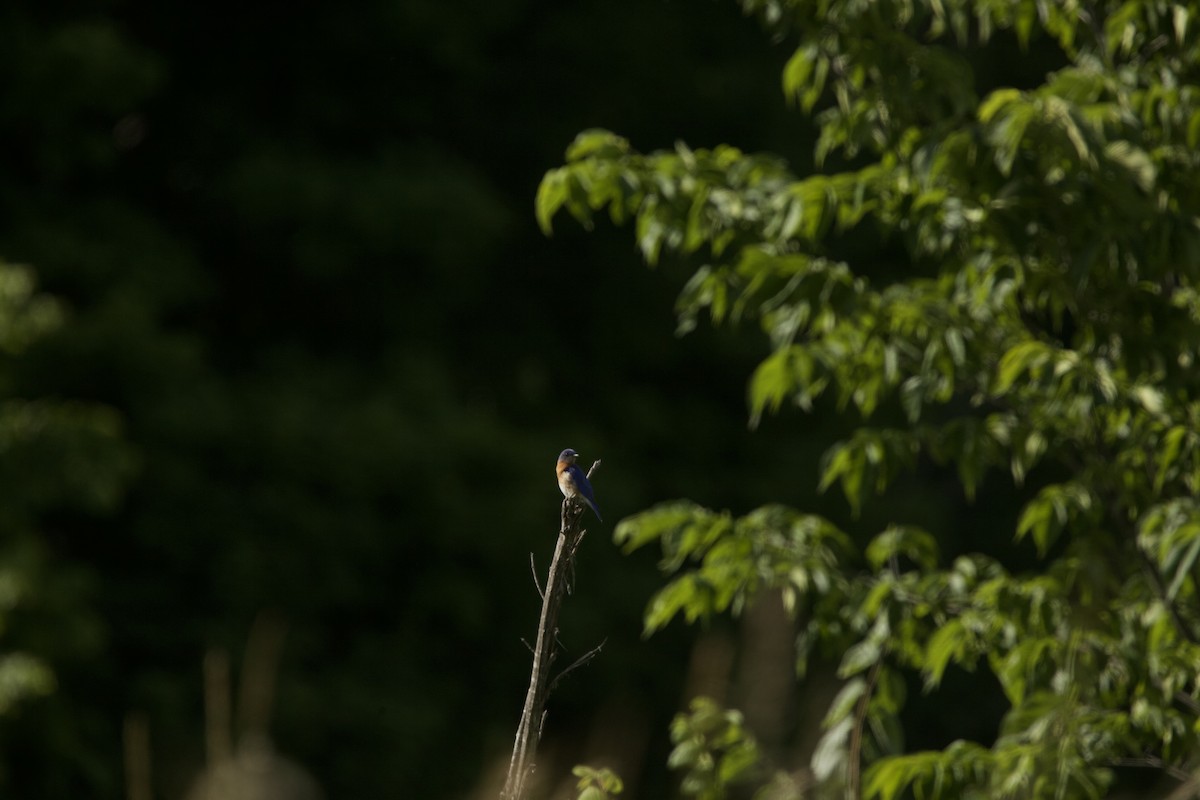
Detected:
left=501, top=459, right=603, bottom=800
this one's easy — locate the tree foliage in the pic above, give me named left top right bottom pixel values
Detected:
left=542, top=1, right=1200, bottom=797
left=0, top=260, right=133, bottom=775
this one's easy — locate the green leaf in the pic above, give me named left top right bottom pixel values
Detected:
left=668, top=737, right=702, bottom=770
left=823, top=677, right=866, bottom=729
left=1155, top=426, right=1189, bottom=493
left=636, top=200, right=665, bottom=266
left=819, top=430, right=919, bottom=517
left=0, top=654, right=53, bottom=715
left=536, top=168, right=568, bottom=234
left=923, top=619, right=969, bottom=689
left=993, top=340, right=1051, bottom=395
left=805, top=56, right=830, bottom=114
left=866, top=525, right=939, bottom=571
left=1133, top=385, right=1165, bottom=415
left=1141, top=500, right=1200, bottom=602
left=667, top=699, right=760, bottom=797
left=994, top=638, right=1058, bottom=704
left=717, top=740, right=759, bottom=783
left=1015, top=483, right=1093, bottom=557
left=1166, top=534, right=1200, bottom=601
left=1015, top=496, right=1052, bottom=553
left=863, top=752, right=936, bottom=800
left=1014, top=0, right=1037, bottom=47
left=865, top=743, right=993, bottom=800
left=1105, top=140, right=1157, bottom=194
left=643, top=575, right=707, bottom=635
left=613, top=501, right=730, bottom=559
left=873, top=666, right=907, bottom=715
left=838, top=637, right=881, bottom=678
left=565, top=128, right=629, bottom=161
left=574, top=766, right=625, bottom=799
left=749, top=345, right=813, bottom=425
left=818, top=440, right=857, bottom=498
left=782, top=45, right=818, bottom=109
left=944, top=327, right=966, bottom=365
left=811, top=716, right=853, bottom=782
left=1105, top=2, right=1142, bottom=57
left=978, top=88, right=1023, bottom=124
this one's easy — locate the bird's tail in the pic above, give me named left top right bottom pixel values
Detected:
left=583, top=497, right=602, bottom=522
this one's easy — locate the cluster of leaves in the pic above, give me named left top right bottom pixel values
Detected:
left=543, top=1, right=1200, bottom=798
left=614, top=509, right=1183, bottom=799
left=0, top=261, right=133, bottom=720
left=667, top=697, right=763, bottom=799
left=572, top=765, right=625, bottom=800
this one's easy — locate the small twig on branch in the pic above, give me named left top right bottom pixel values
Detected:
left=1110, top=755, right=1192, bottom=783
left=501, top=459, right=603, bottom=800
left=847, top=660, right=882, bottom=800
left=546, top=640, right=607, bottom=697
left=1133, top=529, right=1200, bottom=646
left=1177, top=692, right=1200, bottom=716
left=529, top=554, right=544, bottom=600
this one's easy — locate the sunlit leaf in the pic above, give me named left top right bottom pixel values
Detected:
left=866, top=525, right=939, bottom=572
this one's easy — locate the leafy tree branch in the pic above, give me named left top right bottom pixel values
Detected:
left=541, top=1, right=1200, bottom=797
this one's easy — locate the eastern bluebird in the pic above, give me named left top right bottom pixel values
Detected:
left=556, top=448, right=602, bottom=521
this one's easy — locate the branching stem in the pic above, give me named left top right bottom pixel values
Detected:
left=501, top=460, right=602, bottom=800
left=846, top=659, right=881, bottom=800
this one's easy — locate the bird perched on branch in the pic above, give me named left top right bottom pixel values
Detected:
left=556, top=448, right=602, bottom=521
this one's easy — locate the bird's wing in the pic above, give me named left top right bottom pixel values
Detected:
left=567, top=465, right=591, bottom=494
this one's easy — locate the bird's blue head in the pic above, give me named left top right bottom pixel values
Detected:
left=558, top=448, right=578, bottom=464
